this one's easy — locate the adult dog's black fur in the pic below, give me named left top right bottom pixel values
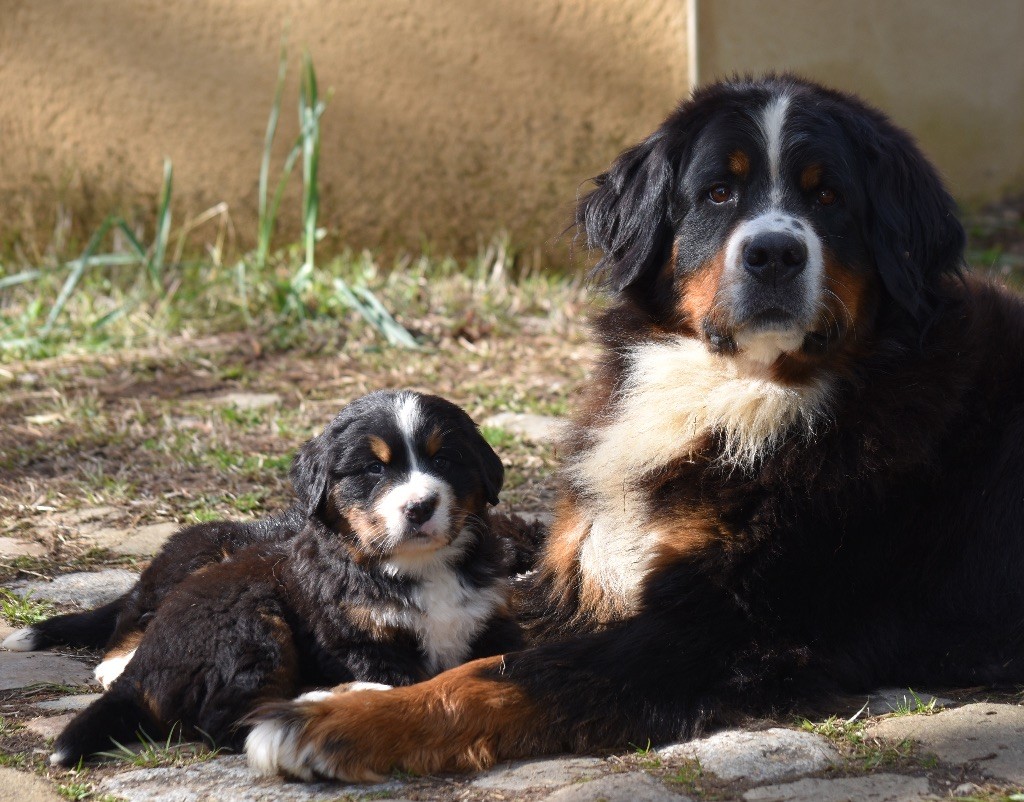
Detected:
left=6, top=391, right=543, bottom=765
left=240, top=75, right=1024, bottom=782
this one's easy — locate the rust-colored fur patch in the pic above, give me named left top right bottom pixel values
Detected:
left=800, top=163, right=822, bottom=190
left=277, top=656, right=546, bottom=780
left=104, top=629, right=143, bottom=660
left=425, top=427, right=443, bottom=458
left=729, top=150, right=750, bottom=179
left=677, top=250, right=727, bottom=331
left=368, top=436, right=391, bottom=463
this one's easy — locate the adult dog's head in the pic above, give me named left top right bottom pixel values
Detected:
left=579, top=74, right=965, bottom=379
left=290, top=391, right=503, bottom=568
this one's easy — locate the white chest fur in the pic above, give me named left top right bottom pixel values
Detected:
left=376, top=548, right=505, bottom=674
left=571, top=336, right=833, bottom=610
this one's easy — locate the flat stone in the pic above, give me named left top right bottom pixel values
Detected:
left=97, top=755, right=408, bottom=802
left=743, top=773, right=931, bottom=801
left=868, top=702, right=1024, bottom=783
left=88, top=522, right=179, bottom=556
left=471, top=756, right=606, bottom=791
left=213, top=392, right=281, bottom=410
left=660, top=728, right=839, bottom=783
left=0, top=624, right=15, bottom=642
left=543, top=772, right=688, bottom=802
left=862, top=687, right=953, bottom=716
left=11, top=568, right=138, bottom=608
left=0, top=651, right=94, bottom=690
left=53, top=506, right=118, bottom=526
left=25, top=712, right=75, bottom=741
left=483, top=412, right=564, bottom=443
left=35, top=692, right=102, bottom=711
left=0, top=765, right=64, bottom=801
left=0, top=537, right=46, bottom=557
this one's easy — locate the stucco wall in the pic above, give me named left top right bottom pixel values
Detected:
left=0, top=0, right=688, bottom=257
left=692, top=0, right=1024, bottom=205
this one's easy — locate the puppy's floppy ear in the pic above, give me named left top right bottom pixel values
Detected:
left=578, top=131, right=676, bottom=294
left=290, top=433, right=331, bottom=518
left=858, top=115, right=965, bottom=324
left=468, top=425, right=504, bottom=506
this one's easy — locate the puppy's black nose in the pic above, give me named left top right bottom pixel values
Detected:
left=403, top=495, right=438, bottom=525
left=742, top=232, right=808, bottom=285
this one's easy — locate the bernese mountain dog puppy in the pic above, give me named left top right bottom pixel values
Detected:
left=9, top=390, right=538, bottom=766
left=242, top=74, right=1024, bottom=782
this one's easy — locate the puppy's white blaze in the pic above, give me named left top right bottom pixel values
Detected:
left=393, top=392, right=423, bottom=469
left=570, top=337, right=832, bottom=608
left=759, top=92, right=791, bottom=205
left=1, top=627, right=40, bottom=652
left=94, top=649, right=136, bottom=689
left=376, top=471, right=453, bottom=543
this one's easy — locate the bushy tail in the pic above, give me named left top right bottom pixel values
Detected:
left=2, top=596, right=124, bottom=652
left=50, top=688, right=159, bottom=767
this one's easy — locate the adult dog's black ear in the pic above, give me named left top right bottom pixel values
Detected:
left=857, top=114, right=965, bottom=324
left=578, top=131, right=676, bottom=295
left=290, top=434, right=330, bottom=518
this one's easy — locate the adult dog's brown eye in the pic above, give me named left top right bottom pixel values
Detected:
left=708, top=184, right=733, bottom=204
left=817, top=188, right=838, bottom=206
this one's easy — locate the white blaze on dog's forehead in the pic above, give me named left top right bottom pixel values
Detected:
left=759, top=92, right=792, bottom=206
left=393, top=392, right=423, bottom=468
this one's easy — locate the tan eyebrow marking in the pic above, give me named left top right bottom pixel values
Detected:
left=728, top=150, right=750, bottom=179
left=425, top=427, right=443, bottom=458
left=800, top=163, right=823, bottom=191
left=368, top=436, right=391, bottom=463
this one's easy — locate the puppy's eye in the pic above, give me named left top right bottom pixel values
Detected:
left=817, top=188, right=839, bottom=206
left=708, top=184, right=733, bottom=204
left=431, top=455, right=451, bottom=471
left=365, top=461, right=385, bottom=476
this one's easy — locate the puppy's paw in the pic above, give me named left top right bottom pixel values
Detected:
left=1, top=627, right=40, bottom=652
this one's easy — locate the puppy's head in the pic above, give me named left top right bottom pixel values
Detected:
left=579, top=75, right=965, bottom=376
left=290, top=390, right=503, bottom=562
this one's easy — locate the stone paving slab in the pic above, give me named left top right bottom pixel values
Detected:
left=469, top=756, right=606, bottom=791
left=0, top=537, right=45, bottom=558
left=212, top=392, right=282, bottom=410
left=869, top=702, right=1024, bottom=784
left=0, top=766, right=63, bottom=802
left=743, top=773, right=931, bottom=801
left=660, top=728, right=839, bottom=783
left=25, top=712, right=75, bottom=741
left=482, top=412, right=564, bottom=442
left=88, top=522, right=179, bottom=556
left=11, top=568, right=139, bottom=607
left=0, top=651, right=94, bottom=690
left=35, top=692, right=103, bottom=712
left=542, top=772, right=691, bottom=802
left=97, top=756, right=409, bottom=802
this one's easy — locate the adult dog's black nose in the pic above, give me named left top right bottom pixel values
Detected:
left=403, top=495, right=438, bottom=525
left=742, top=232, right=808, bottom=285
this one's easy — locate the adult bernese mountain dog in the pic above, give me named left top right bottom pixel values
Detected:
left=4, top=391, right=541, bottom=765
left=243, top=75, right=1024, bottom=782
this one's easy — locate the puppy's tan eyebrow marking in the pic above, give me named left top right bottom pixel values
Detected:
left=425, top=427, right=443, bottom=458
left=800, top=163, right=823, bottom=191
left=728, top=150, right=750, bottom=178
left=368, top=436, right=391, bottom=463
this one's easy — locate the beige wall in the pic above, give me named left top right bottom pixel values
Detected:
left=1, top=2, right=1022, bottom=261
left=0, top=1, right=687, bottom=258
left=693, top=0, right=1024, bottom=206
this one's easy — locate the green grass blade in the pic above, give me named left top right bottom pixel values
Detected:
left=333, top=279, right=419, bottom=349
left=256, top=35, right=290, bottom=268
left=299, top=52, right=322, bottom=272
left=42, top=216, right=119, bottom=335
left=146, top=158, right=174, bottom=283
left=0, top=269, right=43, bottom=290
